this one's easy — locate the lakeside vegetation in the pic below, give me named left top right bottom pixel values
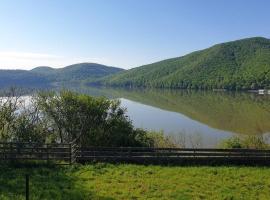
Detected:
left=0, top=89, right=174, bottom=147
left=219, top=135, right=270, bottom=149
left=1, top=164, right=270, bottom=200
left=99, top=37, right=270, bottom=90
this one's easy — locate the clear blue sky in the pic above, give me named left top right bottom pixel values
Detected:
left=0, top=0, right=269, bottom=69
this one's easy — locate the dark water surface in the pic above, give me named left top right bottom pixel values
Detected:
left=68, top=87, right=270, bottom=147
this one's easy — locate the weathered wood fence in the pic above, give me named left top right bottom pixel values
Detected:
left=1, top=142, right=270, bottom=165
left=0, top=142, right=74, bottom=164
left=78, top=147, right=270, bottom=165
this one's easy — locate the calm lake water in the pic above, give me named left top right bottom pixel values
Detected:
left=68, top=87, right=270, bottom=147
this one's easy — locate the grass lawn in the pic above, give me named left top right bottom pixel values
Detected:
left=0, top=163, right=270, bottom=200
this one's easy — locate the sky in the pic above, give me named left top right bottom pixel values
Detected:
left=0, top=0, right=269, bottom=70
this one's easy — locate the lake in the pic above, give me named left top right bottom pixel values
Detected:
left=65, top=86, right=270, bottom=147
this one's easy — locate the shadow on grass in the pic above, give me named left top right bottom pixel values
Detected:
left=80, top=157, right=270, bottom=167
left=0, top=163, right=115, bottom=200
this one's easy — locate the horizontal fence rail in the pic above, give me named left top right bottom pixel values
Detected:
left=77, top=147, right=270, bottom=165
left=1, top=143, right=270, bottom=165
left=0, top=142, right=72, bottom=164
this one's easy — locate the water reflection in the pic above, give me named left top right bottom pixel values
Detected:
left=120, top=98, right=232, bottom=147
left=69, top=87, right=270, bottom=136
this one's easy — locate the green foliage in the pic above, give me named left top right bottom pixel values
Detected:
left=36, top=90, right=149, bottom=146
left=219, top=136, right=269, bottom=149
left=219, top=137, right=242, bottom=148
left=0, top=89, right=153, bottom=147
left=0, top=90, right=49, bottom=143
left=1, top=164, right=270, bottom=199
left=100, top=37, right=270, bottom=90
left=145, top=130, right=180, bottom=148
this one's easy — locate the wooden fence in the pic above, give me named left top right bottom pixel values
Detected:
left=77, top=147, right=270, bottom=165
left=1, top=143, right=270, bottom=165
left=0, top=142, right=73, bottom=164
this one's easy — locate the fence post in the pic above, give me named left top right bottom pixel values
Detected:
left=25, top=174, right=29, bottom=200
left=9, top=143, right=12, bottom=160
left=46, top=144, right=49, bottom=164
left=70, top=143, right=72, bottom=165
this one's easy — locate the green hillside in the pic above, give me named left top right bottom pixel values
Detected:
left=100, top=37, right=270, bottom=90
left=31, top=66, right=55, bottom=75
left=0, top=63, right=123, bottom=88
left=32, top=63, right=123, bottom=83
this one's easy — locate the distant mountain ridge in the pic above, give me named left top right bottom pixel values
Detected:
left=31, top=66, right=55, bottom=74
left=99, top=37, right=270, bottom=90
left=1, top=37, right=270, bottom=90
left=0, top=63, right=124, bottom=88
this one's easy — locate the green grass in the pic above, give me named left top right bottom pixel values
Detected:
left=1, top=163, right=270, bottom=199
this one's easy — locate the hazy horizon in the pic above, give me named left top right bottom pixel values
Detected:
left=0, top=0, right=269, bottom=70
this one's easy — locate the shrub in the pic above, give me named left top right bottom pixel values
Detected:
left=219, top=137, right=242, bottom=149
left=0, top=89, right=153, bottom=147
left=145, top=131, right=179, bottom=148
left=219, top=136, right=269, bottom=149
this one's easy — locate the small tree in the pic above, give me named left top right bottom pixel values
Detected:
left=36, top=90, right=149, bottom=146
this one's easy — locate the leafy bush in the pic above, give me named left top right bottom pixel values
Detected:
left=219, top=137, right=242, bottom=149
left=219, top=136, right=269, bottom=149
left=36, top=90, right=151, bottom=146
left=145, top=131, right=180, bottom=148
left=0, top=89, right=49, bottom=143
left=0, top=89, right=156, bottom=147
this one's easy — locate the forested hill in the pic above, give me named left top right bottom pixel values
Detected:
left=0, top=63, right=123, bottom=88
left=31, top=63, right=123, bottom=83
left=99, top=37, right=270, bottom=90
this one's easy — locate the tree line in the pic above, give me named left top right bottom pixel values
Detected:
left=100, top=37, right=270, bottom=90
